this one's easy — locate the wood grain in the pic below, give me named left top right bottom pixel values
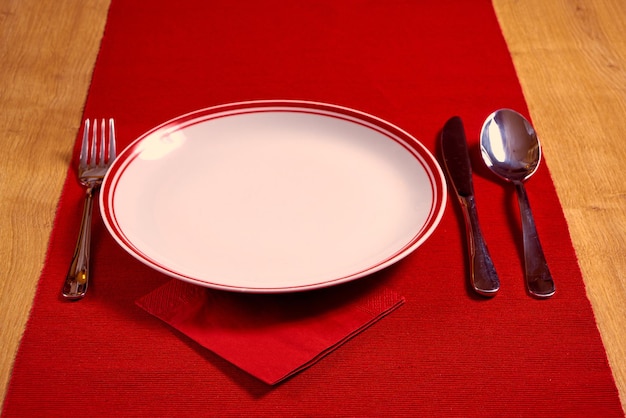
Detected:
left=0, top=0, right=111, bottom=404
left=493, top=0, right=626, bottom=410
left=0, top=0, right=624, bottom=411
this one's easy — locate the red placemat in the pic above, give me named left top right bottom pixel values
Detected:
left=3, top=0, right=623, bottom=416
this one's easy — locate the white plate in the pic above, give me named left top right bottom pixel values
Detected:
left=100, top=100, right=446, bottom=292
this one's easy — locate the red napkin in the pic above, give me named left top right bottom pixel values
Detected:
left=136, top=279, right=404, bottom=384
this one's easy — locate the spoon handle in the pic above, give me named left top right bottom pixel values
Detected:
left=514, top=182, right=556, bottom=297
left=460, top=195, right=500, bottom=296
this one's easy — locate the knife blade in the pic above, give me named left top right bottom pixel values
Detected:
left=441, top=116, right=499, bottom=296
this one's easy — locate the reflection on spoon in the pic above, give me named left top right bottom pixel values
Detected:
left=480, top=109, right=555, bottom=298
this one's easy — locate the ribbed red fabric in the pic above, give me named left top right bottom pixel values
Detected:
left=3, top=0, right=623, bottom=416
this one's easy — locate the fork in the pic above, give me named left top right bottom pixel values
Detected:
left=62, top=118, right=117, bottom=300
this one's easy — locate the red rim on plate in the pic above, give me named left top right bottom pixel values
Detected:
left=100, top=100, right=447, bottom=292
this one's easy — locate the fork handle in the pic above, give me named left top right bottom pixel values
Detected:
left=62, top=187, right=95, bottom=300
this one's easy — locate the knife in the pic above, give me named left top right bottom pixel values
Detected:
left=441, top=116, right=500, bottom=296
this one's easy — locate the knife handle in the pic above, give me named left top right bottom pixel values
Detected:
left=459, top=195, right=500, bottom=296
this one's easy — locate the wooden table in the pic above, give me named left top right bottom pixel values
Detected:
left=1, top=0, right=624, bottom=410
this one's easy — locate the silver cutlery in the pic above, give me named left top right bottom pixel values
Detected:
left=441, top=116, right=500, bottom=296
left=480, top=109, right=555, bottom=298
left=62, top=119, right=117, bottom=300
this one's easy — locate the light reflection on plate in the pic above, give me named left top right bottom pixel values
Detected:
left=100, top=100, right=446, bottom=293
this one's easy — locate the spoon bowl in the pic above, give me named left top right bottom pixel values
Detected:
left=480, top=109, right=541, bottom=182
left=480, top=109, right=555, bottom=298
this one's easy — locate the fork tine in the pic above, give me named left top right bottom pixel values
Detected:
left=79, top=119, right=90, bottom=168
left=91, top=119, right=98, bottom=167
left=108, top=119, right=116, bottom=162
left=99, top=119, right=106, bottom=166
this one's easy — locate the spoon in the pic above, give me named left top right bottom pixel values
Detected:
left=480, top=109, right=555, bottom=298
